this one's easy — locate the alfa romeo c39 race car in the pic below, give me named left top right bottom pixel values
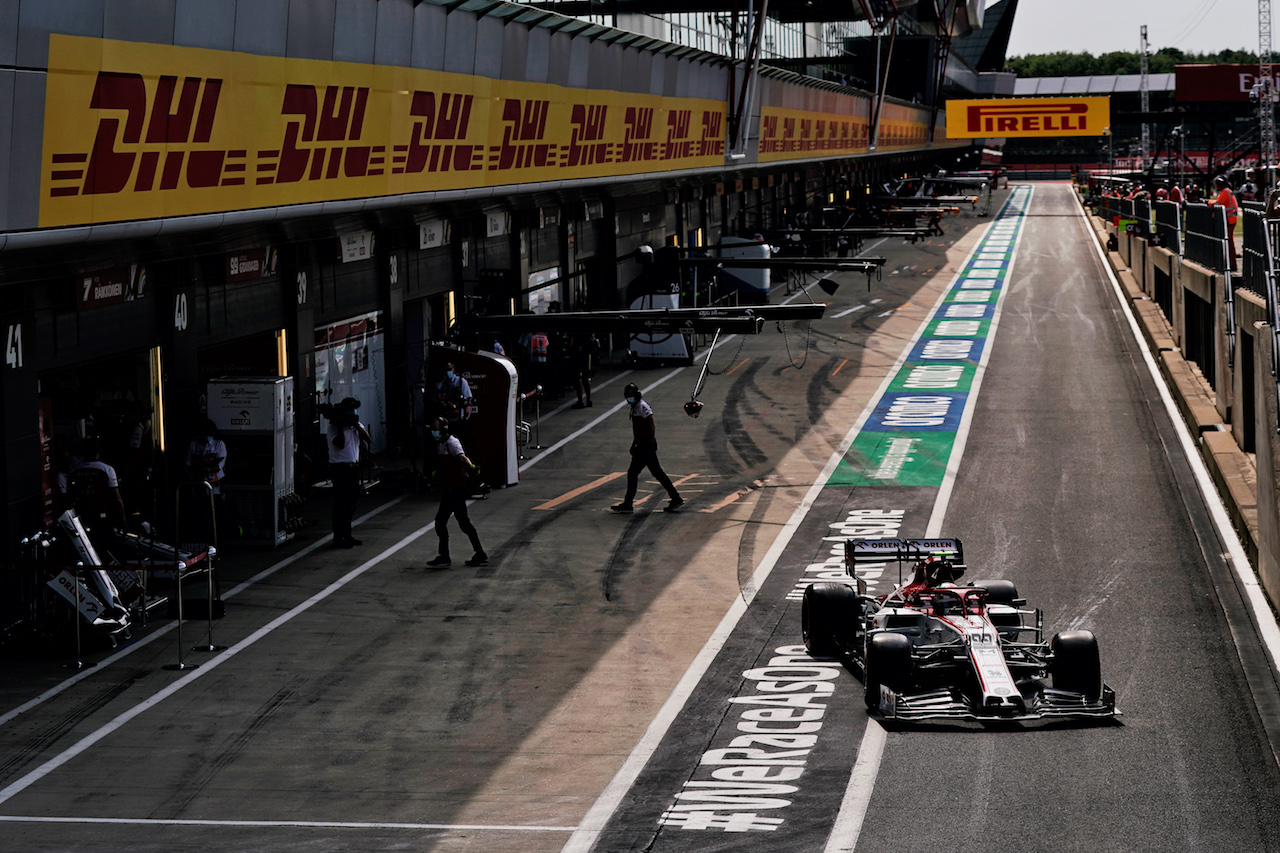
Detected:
left=802, top=538, right=1119, bottom=722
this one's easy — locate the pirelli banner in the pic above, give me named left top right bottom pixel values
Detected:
left=944, top=97, right=1110, bottom=139
left=39, top=35, right=727, bottom=228
left=757, top=101, right=934, bottom=163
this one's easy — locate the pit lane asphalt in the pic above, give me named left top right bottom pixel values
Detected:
left=3, top=185, right=1279, bottom=853
left=847, top=185, right=1280, bottom=852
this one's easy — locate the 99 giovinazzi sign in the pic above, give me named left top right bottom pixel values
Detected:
left=39, top=35, right=727, bottom=228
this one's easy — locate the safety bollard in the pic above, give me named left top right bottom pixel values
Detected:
left=531, top=385, right=543, bottom=449
left=162, top=558, right=197, bottom=672
left=62, top=566, right=90, bottom=671
left=184, top=481, right=226, bottom=654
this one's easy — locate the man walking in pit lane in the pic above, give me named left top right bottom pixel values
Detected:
left=611, top=383, right=683, bottom=513
left=426, top=417, right=488, bottom=567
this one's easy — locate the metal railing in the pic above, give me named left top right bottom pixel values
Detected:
left=1241, top=205, right=1280, bottom=433
left=1153, top=200, right=1182, bottom=254
left=1111, top=192, right=1269, bottom=426
left=1184, top=203, right=1228, bottom=273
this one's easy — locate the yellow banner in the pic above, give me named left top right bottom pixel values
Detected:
left=40, top=35, right=727, bottom=228
left=757, top=103, right=932, bottom=163
left=944, top=97, right=1110, bottom=138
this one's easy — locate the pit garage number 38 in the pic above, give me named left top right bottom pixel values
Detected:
left=802, top=538, right=1120, bottom=722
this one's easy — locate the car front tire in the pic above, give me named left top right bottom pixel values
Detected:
left=1052, top=630, right=1102, bottom=701
left=864, top=632, right=912, bottom=709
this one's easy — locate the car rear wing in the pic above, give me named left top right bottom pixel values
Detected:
left=843, top=538, right=967, bottom=585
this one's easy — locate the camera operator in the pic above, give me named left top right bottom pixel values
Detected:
left=324, top=397, right=370, bottom=548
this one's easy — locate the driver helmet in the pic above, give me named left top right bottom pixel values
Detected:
left=922, top=556, right=963, bottom=585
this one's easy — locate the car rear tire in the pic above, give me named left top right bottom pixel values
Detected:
left=864, top=632, right=912, bottom=709
left=802, top=582, right=856, bottom=658
left=1052, top=630, right=1102, bottom=701
left=970, top=579, right=1018, bottom=604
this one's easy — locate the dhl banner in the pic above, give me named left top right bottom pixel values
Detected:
left=944, top=97, right=1110, bottom=139
left=757, top=102, right=935, bottom=163
left=39, top=35, right=727, bottom=228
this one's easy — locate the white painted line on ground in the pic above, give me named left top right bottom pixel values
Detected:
left=828, top=186, right=1033, bottom=853
left=0, top=421, right=601, bottom=805
left=927, top=188, right=1034, bottom=536
left=0, top=233, right=913, bottom=829
left=221, top=496, right=407, bottom=600
left=518, top=367, right=683, bottom=472
left=560, top=211, right=1015, bottom=853
left=559, top=370, right=888, bottom=853
left=0, top=496, right=406, bottom=730
left=3, top=367, right=657, bottom=740
left=0, top=815, right=576, bottom=832
left=822, top=723, right=886, bottom=853
left=1079, top=201, right=1280, bottom=671
left=0, top=521, right=438, bottom=806
left=538, top=370, right=635, bottom=417
left=832, top=305, right=868, bottom=318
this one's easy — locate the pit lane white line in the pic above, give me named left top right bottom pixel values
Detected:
left=0, top=519, right=437, bottom=807
left=3, top=376, right=711, bottom=811
left=0, top=250, right=879, bottom=825
left=559, top=383, right=882, bottom=853
left=826, top=188, right=1033, bottom=853
left=0, top=814, right=573, bottom=824
left=0, top=496, right=406, bottom=730
left=0, top=370, right=649, bottom=730
left=559, top=223, right=1009, bottom=853
left=1081, top=204, right=1280, bottom=682
left=0, top=816, right=577, bottom=832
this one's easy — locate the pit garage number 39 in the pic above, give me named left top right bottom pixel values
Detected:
left=802, top=538, right=1120, bottom=722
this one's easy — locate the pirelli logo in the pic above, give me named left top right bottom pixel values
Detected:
left=944, top=97, right=1110, bottom=139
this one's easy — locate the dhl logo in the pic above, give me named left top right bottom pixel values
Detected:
left=396, top=91, right=481, bottom=175
left=700, top=111, right=725, bottom=156
left=660, top=109, right=693, bottom=160
left=756, top=106, right=926, bottom=160
left=268, top=85, right=383, bottom=184
left=565, top=104, right=609, bottom=167
left=49, top=72, right=230, bottom=197
left=945, top=97, right=1109, bottom=139
left=40, top=35, right=730, bottom=226
left=491, top=98, right=554, bottom=171
left=620, top=106, right=656, bottom=162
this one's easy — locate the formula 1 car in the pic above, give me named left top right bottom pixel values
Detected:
left=802, top=538, right=1119, bottom=722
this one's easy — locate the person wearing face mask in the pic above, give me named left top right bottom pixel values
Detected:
left=426, top=417, right=488, bottom=567
left=327, top=397, right=370, bottom=549
left=611, top=383, right=683, bottom=513
left=435, top=361, right=473, bottom=439
left=185, top=418, right=227, bottom=494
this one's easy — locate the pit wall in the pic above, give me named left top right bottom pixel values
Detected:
left=1091, top=206, right=1273, bottom=597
